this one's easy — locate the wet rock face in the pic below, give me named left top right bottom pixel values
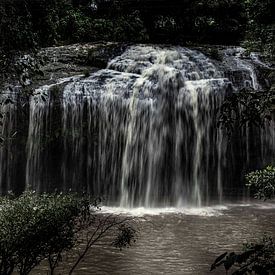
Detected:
left=196, top=46, right=274, bottom=91
left=1, top=43, right=273, bottom=95
left=0, top=44, right=274, bottom=206
left=0, top=43, right=125, bottom=93
left=33, top=43, right=121, bottom=89
left=87, top=43, right=128, bottom=68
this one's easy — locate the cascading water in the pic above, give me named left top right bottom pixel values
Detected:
left=26, top=86, right=51, bottom=191
left=60, top=46, right=232, bottom=207
left=25, top=76, right=82, bottom=192
left=0, top=45, right=274, bottom=208
left=0, top=89, right=20, bottom=192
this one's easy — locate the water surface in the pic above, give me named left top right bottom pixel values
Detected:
left=36, top=202, right=275, bottom=274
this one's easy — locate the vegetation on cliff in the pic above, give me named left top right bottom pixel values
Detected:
left=0, top=0, right=274, bottom=55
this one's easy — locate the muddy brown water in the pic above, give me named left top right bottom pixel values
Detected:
left=31, top=201, right=275, bottom=275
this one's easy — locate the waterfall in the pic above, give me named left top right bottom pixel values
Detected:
left=0, top=89, right=19, bottom=193
left=1, top=45, right=274, bottom=207
left=25, top=86, right=51, bottom=191
left=58, top=46, right=233, bottom=207
left=25, top=76, right=82, bottom=192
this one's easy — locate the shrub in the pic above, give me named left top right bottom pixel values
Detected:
left=112, top=11, right=149, bottom=42
left=243, top=0, right=275, bottom=57
left=246, top=166, right=275, bottom=200
left=0, top=192, right=136, bottom=274
left=0, top=192, right=84, bottom=274
left=211, top=235, right=275, bottom=275
left=211, top=166, right=275, bottom=274
left=0, top=0, right=273, bottom=53
left=0, top=0, right=37, bottom=51
left=218, top=89, right=273, bottom=136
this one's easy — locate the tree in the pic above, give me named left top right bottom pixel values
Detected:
left=210, top=166, right=275, bottom=274
left=217, top=88, right=273, bottom=137
left=211, top=236, right=275, bottom=275
left=246, top=166, right=275, bottom=200
left=68, top=213, right=136, bottom=275
left=243, top=0, right=275, bottom=56
left=0, top=192, right=136, bottom=275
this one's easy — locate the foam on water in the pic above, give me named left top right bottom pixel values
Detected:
left=100, top=202, right=275, bottom=217
left=100, top=205, right=229, bottom=217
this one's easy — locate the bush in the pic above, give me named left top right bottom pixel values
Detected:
left=243, top=0, right=275, bottom=57
left=246, top=166, right=275, bottom=200
left=112, top=11, right=149, bottom=42
left=0, top=0, right=273, bottom=53
left=59, top=9, right=93, bottom=42
left=0, top=0, right=37, bottom=51
left=211, top=235, right=275, bottom=275
left=0, top=192, right=136, bottom=274
left=0, top=192, right=85, bottom=274
left=191, top=0, right=247, bottom=44
left=217, top=89, right=273, bottom=136
left=211, top=166, right=275, bottom=274
left=59, top=9, right=148, bottom=43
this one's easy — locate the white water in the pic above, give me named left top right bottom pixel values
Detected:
left=0, top=89, right=19, bottom=192
left=100, top=205, right=229, bottom=217
left=1, top=45, right=274, bottom=208
left=61, top=46, right=231, bottom=207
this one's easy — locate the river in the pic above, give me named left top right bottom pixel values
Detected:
left=34, top=202, right=275, bottom=274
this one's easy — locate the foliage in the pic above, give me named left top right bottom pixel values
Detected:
left=0, top=0, right=37, bottom=51
left=59, top=9, right=148, bottom=43
left=0, top=192, right=137, bottom=274
left=218, top=88, right=273, bottom=136
left=0, top=192, right=80, bottom=274
left=246, top=166, right=275, bottom=200
left=242, top=0, right=275, bottom=57
left=0, top=0, right=273, bottom=55
left=191, top=0, right=247, bottom=44
left=68, top=213, right=136, bottom=274
left=112, top=224, right=137, bottom=250
left=0, top=0, right=148, bottom=53
left=211, top=165, right=275, bottom=274
left=211, top=235, right=275, bottom=275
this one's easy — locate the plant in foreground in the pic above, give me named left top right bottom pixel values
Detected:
left=0, top=192, right=137, bottom=275
left=246, top=165, right=275, bottom=200
left=211, top=235, right=275, bottom=275
left=211, top=166, right=275, bottom=274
